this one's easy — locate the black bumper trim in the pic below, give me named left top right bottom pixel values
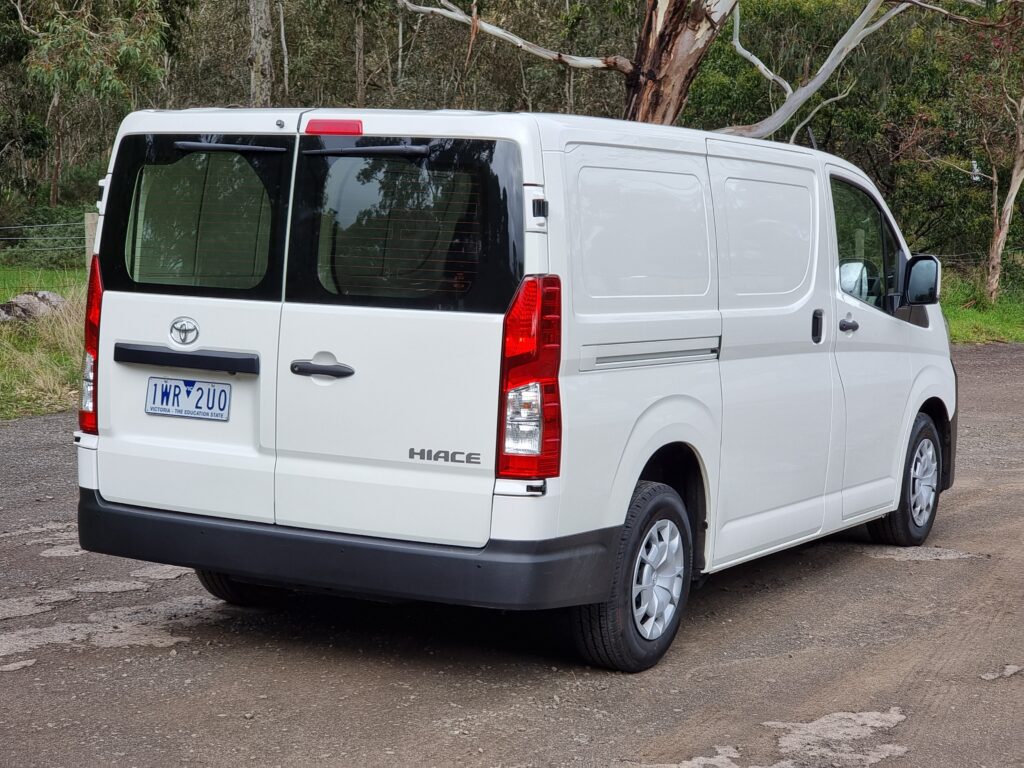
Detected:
left=78, top=489, right=619, bottom=610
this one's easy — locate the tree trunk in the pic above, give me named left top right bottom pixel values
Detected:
left=355, top=0, right=366, bottom=108
left=49, top=92, right=61, bottom=207
left=277, top=0, right=289, bottom=100
left=623, top=0, right=736, bottom=124
left=49, top=117, right=61, bottom=207
left=248, top=0, right=274, bottom=107
left=986, top=147, right=1024, bottom=304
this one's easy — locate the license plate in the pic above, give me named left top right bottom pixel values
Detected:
left=144, top=377, right=231, bottom=422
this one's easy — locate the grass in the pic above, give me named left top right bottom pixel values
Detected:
left=0, top=282, right=84, bottom=420
left=0, top=266, right=87, bottom=302
left=941, top=272, right=1024, bottom=344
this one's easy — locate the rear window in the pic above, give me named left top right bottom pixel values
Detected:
left=288, top=137, right=524, bottom=312
left=99, top=134, right=293, bottom=299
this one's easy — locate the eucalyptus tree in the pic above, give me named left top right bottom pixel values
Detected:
left=397, top=0, right=1014, bottom=137
left=9, top=0, right=166, bottom=203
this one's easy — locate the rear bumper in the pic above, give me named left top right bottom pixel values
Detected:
left=77, top=489, right=619, bottom=610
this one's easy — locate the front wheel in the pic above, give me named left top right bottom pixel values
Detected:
left=570, top=481, right=693, bottom=672
left=868, top=413, right=942, bottom=546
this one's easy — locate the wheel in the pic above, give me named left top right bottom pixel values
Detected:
left=194, top=570, right=290, bottom=607
left=570, top=481, right=693, bottom=672
left=868, top=413, right=942, bottom=546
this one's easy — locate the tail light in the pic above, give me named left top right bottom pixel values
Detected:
left=497, top=275, right=562, bottom=479
left=79, top=255, right=103, bottom=434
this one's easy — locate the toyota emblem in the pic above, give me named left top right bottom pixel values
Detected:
left=170, top=317, right=199, bottom=345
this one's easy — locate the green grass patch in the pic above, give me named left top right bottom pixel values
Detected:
left=0, top=283, right=84, bottom=420
left=941, top=272, right=1024, bottom=344
left=0, top=266, right=87, bottom=302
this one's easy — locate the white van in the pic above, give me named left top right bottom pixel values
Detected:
left=76, top=109, right=956, bottom=671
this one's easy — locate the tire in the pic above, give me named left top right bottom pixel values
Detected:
left=867, top=413, right=942, bottom=546
left=194, top=570, right=290, bottom=607
left=570, top=481, right=693, bottom=673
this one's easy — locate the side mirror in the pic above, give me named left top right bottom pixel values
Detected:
left=904, top=255, right=941, bottom=305
left=839, top=261, right=869, bottom=302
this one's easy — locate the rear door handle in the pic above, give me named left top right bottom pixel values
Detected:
left=839, top=318, right=860, bottom=333
left=290, top=360, right=355, bottom=378
left=811, top=309, right=824, bottom=343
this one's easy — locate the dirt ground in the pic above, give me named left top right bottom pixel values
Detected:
left=0, top=344, right=1021, bottom=768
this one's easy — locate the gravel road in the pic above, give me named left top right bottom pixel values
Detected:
left=1, top=345, right=1021, bottom=768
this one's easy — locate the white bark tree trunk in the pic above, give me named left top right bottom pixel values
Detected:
left=277, top=0, right=289, bottom=100
left=396, top=1, right=1000, bottom=137
left=986, top=98, right=1024, bottom=303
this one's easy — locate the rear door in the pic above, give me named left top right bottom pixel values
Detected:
left=274, top=131, right=526, bottom=546
left=95, top=132, right=293, bottom=523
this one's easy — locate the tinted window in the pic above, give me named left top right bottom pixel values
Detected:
left=99, top=134, right=293, bottom=299
left=289, top=137, right=523, bottom=312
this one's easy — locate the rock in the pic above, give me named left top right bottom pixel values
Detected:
left=0, top=291, right=68, bottom=322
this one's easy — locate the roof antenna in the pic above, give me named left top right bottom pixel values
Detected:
left=806, top=126, right=819, bottom=151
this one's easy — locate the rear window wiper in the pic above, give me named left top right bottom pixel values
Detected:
left=302, top=145, right=431, bottom=158
left=174, top=141, right=287, bottom=154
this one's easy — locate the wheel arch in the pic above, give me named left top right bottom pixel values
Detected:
left=896, top=363, right=956, bottom=499
left=607, top=396, right=718, bottom=573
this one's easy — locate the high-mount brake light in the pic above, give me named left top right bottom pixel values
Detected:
left=497, top=275, right=562, bottom=479
left=305, top=119, right=364, bottom=136
left=79, top=255, right=103, bottom=434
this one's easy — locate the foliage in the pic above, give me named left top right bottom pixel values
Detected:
left=942, top=267, right=1024, bottom=342
left=0, top=282, right=83, bottom=419
left=18, top=0, right=167, bottom=103
left=0, top=0, right=1020, bottom=288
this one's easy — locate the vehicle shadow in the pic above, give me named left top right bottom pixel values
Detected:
left=201, top=526, right=874, bottom=670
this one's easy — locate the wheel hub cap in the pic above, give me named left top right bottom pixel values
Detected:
left=631, top=519, right=685, bottom=641
left=910, top=438, right=939, bottom=526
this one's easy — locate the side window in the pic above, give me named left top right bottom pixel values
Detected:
left=830, top=178, right=901, bottom=311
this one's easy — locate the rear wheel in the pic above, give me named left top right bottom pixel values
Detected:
left=570, top=481, right=693, bottom=672
left=194, top=570, right=290, bottom=607
left=868, top=413, right=942, bottom=546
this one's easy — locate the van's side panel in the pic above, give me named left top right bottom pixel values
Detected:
left=707, top=139, right=835, bottom=567
left=546, top=131, right=722, bottom=539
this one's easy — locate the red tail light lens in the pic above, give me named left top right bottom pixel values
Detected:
left=497, top=275, right=562, bottom=479
left=305, top=119, right=363, bottom=136
left=79, top=255, right=103, bottom=434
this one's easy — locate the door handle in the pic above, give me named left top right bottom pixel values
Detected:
left=811, top=309, right=824, bottom=344
left=290, top=360, right=355, bottom=378
left=839, top=318, right=860, bottom=333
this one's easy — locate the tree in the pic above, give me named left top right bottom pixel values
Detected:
left=397, top=0, right=1014, bottom=137
left=10, top=0, right=166, bottom=203
left=248, top=0, right=273, bottom=106
left=983, top=88, right=1024, bottom=301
